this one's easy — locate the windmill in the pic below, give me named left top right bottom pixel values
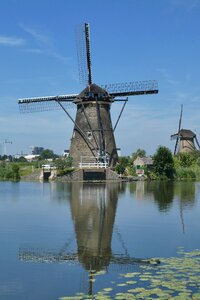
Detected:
left=18, top=23, right=158, bottom=168
left=171, top=105, right=200, bottom=155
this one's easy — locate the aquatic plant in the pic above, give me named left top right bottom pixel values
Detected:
left=60, top=248, right=200, bottom=299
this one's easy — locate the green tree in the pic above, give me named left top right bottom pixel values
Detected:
left=132, top=148, right=146, bottom=161
left=153, top=146, right=175, bottom=179
left=115, top=163, right=126, bottom=175
left=11, top=164, right=20, bottom=180
left=54, top=156, right=73, bottom=170
left=178, top=152, right=195, bottom=167
left=39, top=149, right=57, bottom=160
left=115, top=156, right=130, bottom=175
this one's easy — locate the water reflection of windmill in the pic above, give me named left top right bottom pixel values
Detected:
left=171, top=105, right=200, bottom=155
left=19, top=183, right=159, bottom=296
left=18, top=23, right=158, bottom=168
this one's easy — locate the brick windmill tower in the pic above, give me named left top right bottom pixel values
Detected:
left=18, top=23, right=158, bottom=168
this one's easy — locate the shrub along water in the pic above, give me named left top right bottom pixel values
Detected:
left=114, top=148, right=200, bottom=181
left=2, top=148, right=200, bottom=181
left=0, top=162, right=20, bottom=181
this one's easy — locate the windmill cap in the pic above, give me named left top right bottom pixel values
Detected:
left=179, top=129, right=196, bottom=138
left=171, top=129, right=196, bottom=139
left=74, top=83, right=111, bottom=103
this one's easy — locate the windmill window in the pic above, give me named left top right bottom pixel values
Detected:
left=87, top=131, right=92, bottom=140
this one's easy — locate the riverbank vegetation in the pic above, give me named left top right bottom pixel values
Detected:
left=0, top=150, right=73, bottom=180
left=0, top=161, right=20, bottom=181
left=1, top=147, right=200, bottom=181
left=115, top=146, right=200, bottom=181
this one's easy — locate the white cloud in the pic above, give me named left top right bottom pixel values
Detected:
left=19, top=23, right=51, bottom=46
left=0, top=36, right=25, bottom=46
left=22, top=48, right=45, bottom=54
left=19, top=23, right=71, bottom=64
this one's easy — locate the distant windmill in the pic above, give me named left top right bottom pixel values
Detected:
left=171, top=105, right=200, bottom=155
left=18, top=23, right=158, bottom=167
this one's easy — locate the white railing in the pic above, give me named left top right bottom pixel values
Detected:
left=42, top=164, right=57, bottom=171
left=79, top=162, right=108, bottom=168
left=79, top=156, right=109, bottom=169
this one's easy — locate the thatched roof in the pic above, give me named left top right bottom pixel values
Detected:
left=179, top=129, right=196, bottom=138
left=171, top=129, right=196, bottom=139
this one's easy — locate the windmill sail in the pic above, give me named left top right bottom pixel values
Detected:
left=85, top=23, right=92, bottom=86
left=18, top=94, right=77, bottom=113
left=102, top=80, right=158, bottom=97
left=76, top=23, right=92, bottom=87
left=174, top=104, right=183, bottom=155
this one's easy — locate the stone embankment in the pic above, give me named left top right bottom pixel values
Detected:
left=20, top=168, right=141, bottom=182
left=21, top=169, right=41, bottom=181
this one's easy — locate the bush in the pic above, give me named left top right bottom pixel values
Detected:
left=54, top=157, right=73, bottom=170
left=115, top=156, right=130, bottom=175
left=0, top=163, right=20, bottom=181
left=153, top=146, right=175, bottom=179
left=177, top=152, right=195, bottom=167
left=57, top=168, right=74, bottom=177
left=11, top=164, right=20, bottom=180
left=175, top=167, right=196, bottom=180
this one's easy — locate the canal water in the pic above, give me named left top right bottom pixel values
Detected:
left=0, top=181, right=200, bottom=299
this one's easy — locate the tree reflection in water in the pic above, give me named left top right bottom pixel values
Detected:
left=128, top=180, right=196, bottom=212
left=128, top=180, right=197, bottom=235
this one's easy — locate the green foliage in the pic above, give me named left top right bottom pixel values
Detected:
left=115, top=163, right=126, bottom=175
left=54, top=159, right=67, bottom=170
left=3, top=147, right=200, bottom=181
left=173, top=151, right=200, bottom=180
left=153, top=146, right=175, bottom=179
left=177, top=152, right=195, bottom=167
left=54, top=157, right=74, bottom=176
left=115, top=156, right=131, bottom=175
left=39, top=149, right=57, bottom=160
left=0, top=162, right=20, bottom=181
left=65, top=156, right=73, bottom=167
left=54, top=157, right=73, bottom=169
left=126, top=165, right=136, bottom=176
left=15, top=156, right=27, bottom=163
left=196, top=157, right=200, bottom=166
left=57, top=168, right=74, bottom=177
left=175, top=166, right=198, bottom=180
left=11, top=164, right=20, bottom=180
left=131, top=148, right=146, bottom=161
left=0, top=155, right=12, bottom=161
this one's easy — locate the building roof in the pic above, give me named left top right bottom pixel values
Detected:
left=133, top=156, right=153, bottom=166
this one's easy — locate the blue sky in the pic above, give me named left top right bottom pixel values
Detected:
left=0, top=0, right=200, bottom=156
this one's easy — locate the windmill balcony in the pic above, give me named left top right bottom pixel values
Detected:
left=79, top=156, right=109, bottom=169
